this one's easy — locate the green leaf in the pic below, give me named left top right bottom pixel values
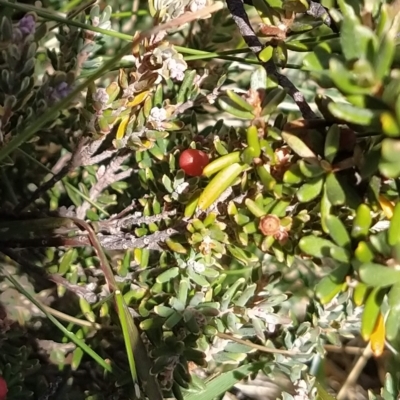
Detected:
left=315, top=263, right=349, bottom=304
left=388, top=203, right=400, bottom=246
left=380, top=112, right=400, bottom=137
left=298, top=160, right=325, bottom=178
left=340, top=16, right=377, bottom=62
left=329, top=58, right=373, bottom=95
left=58, top=248, right=76, bottom=276
left=218, top=96, right=255, bottom=119
left=386, top=283, right=400, bottom=341
left=361, top=287, right=385, bottom=341
left=296, top=176, right=324, bottom=202
left=282, top=131, right=317, bottom=159
left=355, top=241, right=375, bottom=263
left=261, top=87, right=287, bottom=116
left=226, top=89, right=254, bottom=112
left=359, top=263, right=400, bottom=288
left=327, top=101, right=381, bottom=126
left=259, top=45, right=274, bottom=62
left=156, top=267, right=180, bottom=283
left=299, top=235, right=350, bottom=262
left=325, top=215, right=351, bottom=250
left=283, top=164, right=303, bottom=184
left=250, top=65, right=267, bottom=91
left=374, top=27, right=396, bottom=81
left=324, top=124, right=340, bottom=163
left=351, top=204, right=372, bottom=240
left=325, top=173, right=346, bottom=206
left=184, top=363, right=263, bottom=400
left=353, top=282, right=369, bottom=306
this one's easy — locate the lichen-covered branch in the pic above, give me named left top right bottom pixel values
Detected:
left=76, top=151, right=133, bottom=219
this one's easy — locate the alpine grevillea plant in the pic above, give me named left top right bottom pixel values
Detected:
left=1, top=0, right=400, bottom=399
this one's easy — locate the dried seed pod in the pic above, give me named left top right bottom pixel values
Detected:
left=259, top=214, right=281, bottom=236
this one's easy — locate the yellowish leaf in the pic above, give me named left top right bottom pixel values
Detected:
left=370, top=312, right=385, bottom=357
left=116, top=115, right=130, bottom=140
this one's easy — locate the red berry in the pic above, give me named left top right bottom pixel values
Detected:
left=179, top=149, right=209, bottom=177
left=0, top=376, right=7, bottom=400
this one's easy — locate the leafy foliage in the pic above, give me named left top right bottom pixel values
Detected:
left=1, top=0, right=400, bottom=399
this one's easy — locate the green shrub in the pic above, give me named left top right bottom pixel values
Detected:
left=1, top=0, right=400, bottom=399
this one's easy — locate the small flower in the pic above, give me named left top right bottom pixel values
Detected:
left=199, top=235, right=214, bottom=254
left=293, top=379, right=309, bottom=400
left=148, top=107, right=167, bottom=130
left=92, top=88, right=109, bottom=105
left=190, top=0, right=207, bottom=12
left=167, top=58, right=186, bottom=81
left=123, top=84, right=136, bottom=98
left=18, top=14, right=36, bottom=36
left=189, top=260, right=205, bottom=274
left=48, top=82, right=73, bottom=102
left=174, top=181, right=189, bottom=194
left=92, top=16, right=100, bottom=27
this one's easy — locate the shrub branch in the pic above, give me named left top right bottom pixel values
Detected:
left=226, top=0, right=317, bottom=119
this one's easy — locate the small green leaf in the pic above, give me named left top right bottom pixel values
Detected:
left=226, top=89, right=254, bottom=112
left=351, top=204, right=372, bottom=240
left=218, top=97, right=255, bottom=119
left=156, top=267, right=180, bottom=283
left=328, top=101, right=381, bottom=126
left=380, top=112, right=400, bottom=137
left=282, top=131, right=317, bottom=159
left=298, top=160, right=325, bottom=178
left=388, top=203, right=400, bottom=246
left=359, top=263, right=400, bottom=288
left=314, top=381, right=337, bottom=400
left=355, top=241, right=375, bottom=263
left=315, top=263, right=349, bottom=304
left=326, top=215, right=351, bottom=250
left=325, top=172, right=346, bottom=206
left=58, top=248, right=76, bottom=276
left=361, top=287, right=385, bottom=341
left=261, top=87, right=287, bottom=116
left=259, top=45, right=274, bottom=62
left=386, top=282, right=400, bottom=341
left=184, top=362, right=263, bottom=400
left=324, top=124, right=340, bottom=163
left=176, top=70, right=197, bottom=103
left=283, top=164, right=303, bottom=184
left=296, top=176, right=324, bottom=202
left=299, top=235, right=350, bottom=262
left=374, top=28, right=396, bottom=81
left=353, top=282, right=369, bottom=306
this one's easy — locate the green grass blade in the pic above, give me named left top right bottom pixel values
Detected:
left=115, top=289, right=138, bottom=384
left=0, top=0, right=133, bottom=41
left=184, top=362, right=263, bottom=400
left=3, top=270, right=112, bottom=373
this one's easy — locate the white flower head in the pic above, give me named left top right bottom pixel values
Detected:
left=191, top=261, right=206, bottom=274
left=148, top=107, right=167, bottom=129
left=175, top=182, right=189, bottom=194
left=190, top=0, right=207, bottom=12
left=92, top=88, right=109, bottom=104
left=293, top=379, right=309, bottom=400
left=167, top=58, right=187, bottom=81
